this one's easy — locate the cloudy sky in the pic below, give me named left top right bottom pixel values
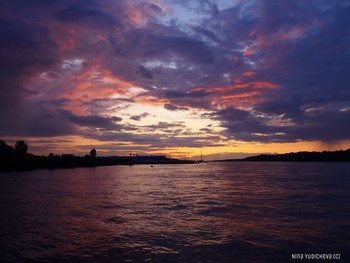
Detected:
left=1, top=0, right=350, bottom=159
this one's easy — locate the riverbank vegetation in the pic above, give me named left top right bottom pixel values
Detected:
left=0, top=140, right=194, bottom=171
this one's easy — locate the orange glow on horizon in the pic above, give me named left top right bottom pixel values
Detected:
left=7, top=135, right=348, bottom=160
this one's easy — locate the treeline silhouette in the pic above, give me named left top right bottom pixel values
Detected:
left=242, top=149, right=350, bottom=162
left=0, top=140, right=136, bottom=171
left=0, top=140, right=194, bottom=172
left=0, top=140, right=106, bottom=171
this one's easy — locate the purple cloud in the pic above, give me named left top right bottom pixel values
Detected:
left=130, top=112, right=149, bottom=121
left=1, top=0, right=349, bottom=148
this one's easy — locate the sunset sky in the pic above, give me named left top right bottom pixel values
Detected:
left=1, top=0, right=350, bottom=159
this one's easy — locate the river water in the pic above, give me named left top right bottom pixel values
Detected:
left=0, top=162, right=349, bottom=262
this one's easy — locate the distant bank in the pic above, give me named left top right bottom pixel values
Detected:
left=2, top=139, right=350, bottom=172
left=0, top=140, right=196, bottom=172
left=214, top=149, right=350, bottom=163
left=0, top=154, right=196, bottom=172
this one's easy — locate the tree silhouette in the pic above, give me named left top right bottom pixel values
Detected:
left=13, top=140, right=28, bottom=156
left=0, top=140, right=13, bottom=157
left=90, top=148, right=97, bottom=157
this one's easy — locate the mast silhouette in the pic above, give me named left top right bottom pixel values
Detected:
left=198, top=151, right=204, bottom=162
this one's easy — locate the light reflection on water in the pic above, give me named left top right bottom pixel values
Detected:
left=0, top=162, right=349, bottom=262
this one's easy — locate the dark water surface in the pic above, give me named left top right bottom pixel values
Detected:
left=0, top=162, right=349, bottom=262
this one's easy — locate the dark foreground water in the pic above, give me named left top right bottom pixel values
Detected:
left=0, top=162, right=349, bottom=262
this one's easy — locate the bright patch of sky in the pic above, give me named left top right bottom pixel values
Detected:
left=217, top=0, right=238, bottom=11
left=116, top=102, right=220, bottom=133
left=110, top=86, right=147, bottom=99
left=167, top=0, right=239, bottom=21
left=161, top=0, right=243, bottom=34
left=61, top=59, right=84, bottom=71
left=167, top=1, right=206, bottom=25
left=143, top=59, right=178, bottom=69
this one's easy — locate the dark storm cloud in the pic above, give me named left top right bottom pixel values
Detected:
left=0, top=0, right=126, bottom=137
left=164, top=103, right=189, bottom=111
left=0, top=102, right=75, bottom=137
left=60, top=110, right=122, bottom=130
left=215, top=105, right=350, bottom=143
left=1, top=0, right=350, bottom=145
left=0, top=15, right=58, bottom=108
left=165, top=90, right=213, bottom=99
left=213, top=107, right=278, bottom=141
left=56, top=2, right=117, bottom=25
left=161, top=36, right=215, bottom=64
left=0, top=7, right=65, bottom=137
left=83, top=98, right=133, bottom=116
left=191, top=26, right=221, bottom=44
left=144, top=121, right=185, bottom=130
left=136, top=65, right=154, bottom=80
left=202, top=0, right=350, bottom=142
left=87, top=130, right=223, bottom=149
left=106, top=24, right=225, bottom=92
left=0, top=1, right=65, bottom=136
left=130, top=113, right=149, bottom=121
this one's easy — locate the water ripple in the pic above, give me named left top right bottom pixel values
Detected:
left=0, top=162, right=349, bottom=262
